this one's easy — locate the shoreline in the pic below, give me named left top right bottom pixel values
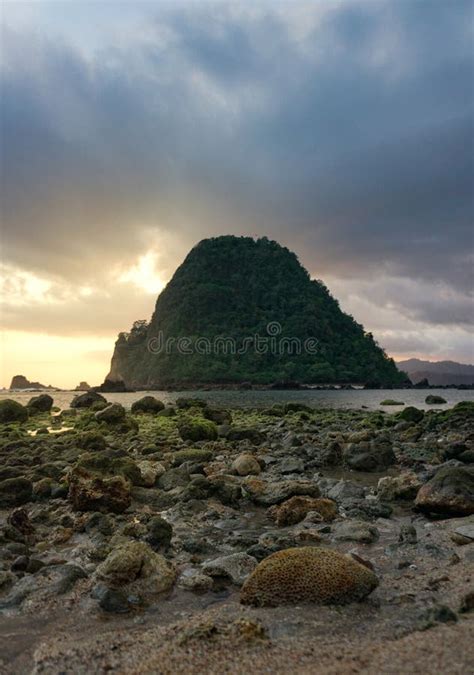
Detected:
left=0, top=397, right=473, bottom=673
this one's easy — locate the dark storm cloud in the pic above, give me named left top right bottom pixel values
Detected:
left=1, top=0, right=473, bottom=339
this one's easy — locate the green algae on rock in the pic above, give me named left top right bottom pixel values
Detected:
left=0, top=399, right=28, bottom=424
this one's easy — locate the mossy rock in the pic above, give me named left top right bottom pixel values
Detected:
left=451, top=401, right=474, bottom=415
left=145, top=516, right=173, bottom=550
left=71, top=391, right=107, bottom=409
left=240, top=547, right=378, bottom=606
left=170, top=448, right=214, bottom=467
left=177, top=418, right=218, bottom=442
left=284, top=403, right=313, bottom=414
left=68, top=469, right=131, bottom=513
left=76, top=431, right=107, bottom=451
left=380, top=399, right=404, bottom=406
left=425, top=395, right=447, bottom=405
left=75, top=452, right=143, bottom=486
left=0, top=477, right=33, bottom=507
left=96, top=541, right=176, bottom=596
left=131, top=396, right=165, bottom=414
left=175, top=397, right=207, bottom=410
left=398, top=406, right=424, bottom=423
left=95, top=403, right=126, bottom=424
left=203, top=407, right=232, bottom=425
left=0, top=399, right=28, bottom=424
left=225, top=427, right=265, bottom=445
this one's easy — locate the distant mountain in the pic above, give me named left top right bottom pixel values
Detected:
left=106, top=236, right=408, bottom=388
left=397, top=359, right=474, bottom=386
left=9, top=374, right=55, bottom=390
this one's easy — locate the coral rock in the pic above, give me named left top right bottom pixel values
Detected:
left=240, top=546, right=378, bottom=607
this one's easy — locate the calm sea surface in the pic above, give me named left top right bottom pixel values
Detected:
left=1, top=388, right=473, bottom=411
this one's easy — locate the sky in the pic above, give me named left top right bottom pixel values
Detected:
left=1, top=0, right=473, bottom=388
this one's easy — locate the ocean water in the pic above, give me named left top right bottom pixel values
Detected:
left=1, top=388, right=473, bottom=411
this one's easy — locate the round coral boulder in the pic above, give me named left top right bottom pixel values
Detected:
left=240, top=546, right=378, bottom=607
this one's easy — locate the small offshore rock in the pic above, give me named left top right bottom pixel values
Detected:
left=425, top=395, right=447, bottom=405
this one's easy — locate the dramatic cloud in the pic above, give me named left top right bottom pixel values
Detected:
left=1, top=0, right=473, bottom=385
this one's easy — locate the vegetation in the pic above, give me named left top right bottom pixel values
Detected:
left=108, top=236, right=408, bottom=387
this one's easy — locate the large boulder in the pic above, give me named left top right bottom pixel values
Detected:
left=95, top=403, right=126, bottom=423
left=240, top=547, right=378, bottom=606
left=70, top=391, right=107, bottom=409
left=415, top=467, right=474, bottom=517
left=27, top=394, right=54, bottom=414
left=131, top=396, right=165, bottom=414
left=0, top=399, right=28, bottom=424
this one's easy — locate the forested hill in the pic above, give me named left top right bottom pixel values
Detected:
left=106, top=236, right=407, bottom=388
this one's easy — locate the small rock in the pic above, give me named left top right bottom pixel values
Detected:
left=333, top=520, right=379, bottom=544
left=416, top=604, right=458, bottom=630
left=459, top=590, right=474, bottom=613
left=232, top=453, right=261, bottom=476
left=203, top=553, right=258, bottom=586
left=399, top=524, right=418, bottom=545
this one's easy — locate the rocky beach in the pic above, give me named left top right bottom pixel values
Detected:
left=0, top=393, right=473, bottom=674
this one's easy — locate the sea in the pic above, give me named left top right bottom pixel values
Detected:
left=1, top=388, right=473, bottom=411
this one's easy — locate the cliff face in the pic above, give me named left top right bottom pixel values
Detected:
left=106, top=236, right=407, bottom=388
